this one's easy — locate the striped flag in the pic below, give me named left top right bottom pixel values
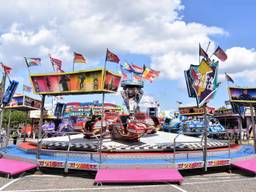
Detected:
left=214, top=46, right=227, bottom=61
left=199, top=44, right=209, bottom=59
left=0, top=63, right=12, bottom=74
left=73, top=52, right=87, bottom=64
left=142, top=66, right=160, bottom=82
left=23, top=85, right=32, bottom=92
left=24, top=57, right=41, bottom=67
left=106, top=49, right=120, bottom=63
left=130, top=64, right=144, bottom=74
left=122, top=62, right=132, bottom=71
left=49, top=54, right=62, bottom=71
left=133, top=73, right=142, bottom=81
left=120, top=65, right=128, bottom=80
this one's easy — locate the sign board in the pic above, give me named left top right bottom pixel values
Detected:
left=30, top=68, right=121, bottom=95
left=207, top=159, right=230, bottom=167
left=6, top=94, right=42, bottom=110
left=179, top=106, right=215, bottom=116
left=2, top=80, right=19, bottom=105
left=177, top=162, right=204, bottom=170
left=228, top=87, right=256, bottom=104
left=185, top=59, right=219, bottom=107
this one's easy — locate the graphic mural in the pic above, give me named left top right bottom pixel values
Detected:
left=30, top=69, right=121, bottom=95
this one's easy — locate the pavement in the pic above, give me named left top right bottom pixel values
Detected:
left=0, top=167, right=255, bottom=192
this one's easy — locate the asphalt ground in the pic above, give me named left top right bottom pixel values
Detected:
left=0, top=167, right=255, bottom=192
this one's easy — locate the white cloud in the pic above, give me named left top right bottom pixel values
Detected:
left=0, top=0, right=226, bottom=78
left=0, top=0, right=254, bottom=85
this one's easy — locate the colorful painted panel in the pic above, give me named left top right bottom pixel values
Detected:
left=8, top=95, right=41, bottom=110
left=104, top=71, right=121, bottom=92
left=30, top=69, right=121, bottom=95
left=229, top=87, right=256, bottom=103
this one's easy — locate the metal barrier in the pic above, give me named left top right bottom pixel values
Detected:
left=173, top=131, right=231, bottom=165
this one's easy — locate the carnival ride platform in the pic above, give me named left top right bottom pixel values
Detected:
left=26, top=131, right=228, bottom=152
left=0, top=131, right=256, bottom=181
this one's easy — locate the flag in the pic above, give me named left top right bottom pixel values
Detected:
left=130, top=64, right=144, bottom=74
left=142, top=67, right=160, bottom=82
left=133, top=73, right=142, bottom=81
left=120, top=65, right=128, bottom=80
left=225, top=72, right=234, bottom=83
left=49, top=55, right=62, bottom=71
left=0, top=63, right=12, bottom=74
left=213, top=46, right=227, bottom=61
left=122, top=62, right=132, bottom=71
left=24, top=57, right=41, bottom=67
left=199, top=44, right=209, bottom=59
left=23, top=85, right=32, bottom=92
left=106, top=49, right=120, bottom=63
left=73, top=52, right=87, bottom=64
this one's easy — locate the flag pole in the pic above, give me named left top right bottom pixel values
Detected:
left=24, top=57, right=31, bottom=74
left=73, top=53, right=75, bottom=72
left=49, top=54, right=56, bottom=72
left=205, top=41, right=211, bottom=53
left=98, top=48, right=108, bottom=167
left=0, top=72, right=7, bottom=148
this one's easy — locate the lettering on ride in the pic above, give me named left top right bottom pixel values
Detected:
left=207, top=160, right=230, bottom=167
left=68, top=163, right=97, bottom=170
left=39, top=160, right=64, bottom=167
left=177, top=162, right=203, bottom=169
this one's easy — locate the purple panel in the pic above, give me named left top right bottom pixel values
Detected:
left=95, top=168, right=183, bottom=183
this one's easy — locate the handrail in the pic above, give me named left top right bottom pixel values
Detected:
left=172, top=130, right=232, bottom=163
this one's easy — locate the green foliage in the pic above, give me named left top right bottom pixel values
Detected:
left=2, top=110, right=31, bottom=129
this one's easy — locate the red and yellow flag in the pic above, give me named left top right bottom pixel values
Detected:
left=73, top=52, right=87, bottom=64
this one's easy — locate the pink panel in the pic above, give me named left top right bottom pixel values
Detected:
left=232, top=158, right=256, bottom=173
left=0, top=158, right=37, bottom=175
left=95, top=168, right=183, bottom=183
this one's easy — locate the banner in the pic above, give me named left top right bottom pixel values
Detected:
left=30, top=69, right=121, bottom=95
left=179, top=106, right=215, bottom=116
left=186, top=59, right=219, bottom=107
left=7, top=95, right=42, bottom=110
left=228, top=87, right=256, bottom=103
left=2, top=81, right=19, bottom=105
left=184, top=68, right=196, bottom=97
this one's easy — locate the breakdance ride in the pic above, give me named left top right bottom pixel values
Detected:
left=1, top=48, right=256, bottom=184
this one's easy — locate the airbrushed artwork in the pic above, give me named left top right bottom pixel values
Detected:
left=30, top=69, right=121, bottom=95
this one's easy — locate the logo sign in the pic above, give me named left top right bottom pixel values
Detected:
left=2, top=80, right=19, bottom=105
left=177, top=162, right=204, bottom=170
left=187, top=59, right=219, bottom=107
left=207, top=159, right=230, bottom=167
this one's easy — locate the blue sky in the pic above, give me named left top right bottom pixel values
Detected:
left=1, top=0, right=256, bottom=113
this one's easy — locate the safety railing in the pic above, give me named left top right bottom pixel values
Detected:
left=173, top=131, right=231, bottom=164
